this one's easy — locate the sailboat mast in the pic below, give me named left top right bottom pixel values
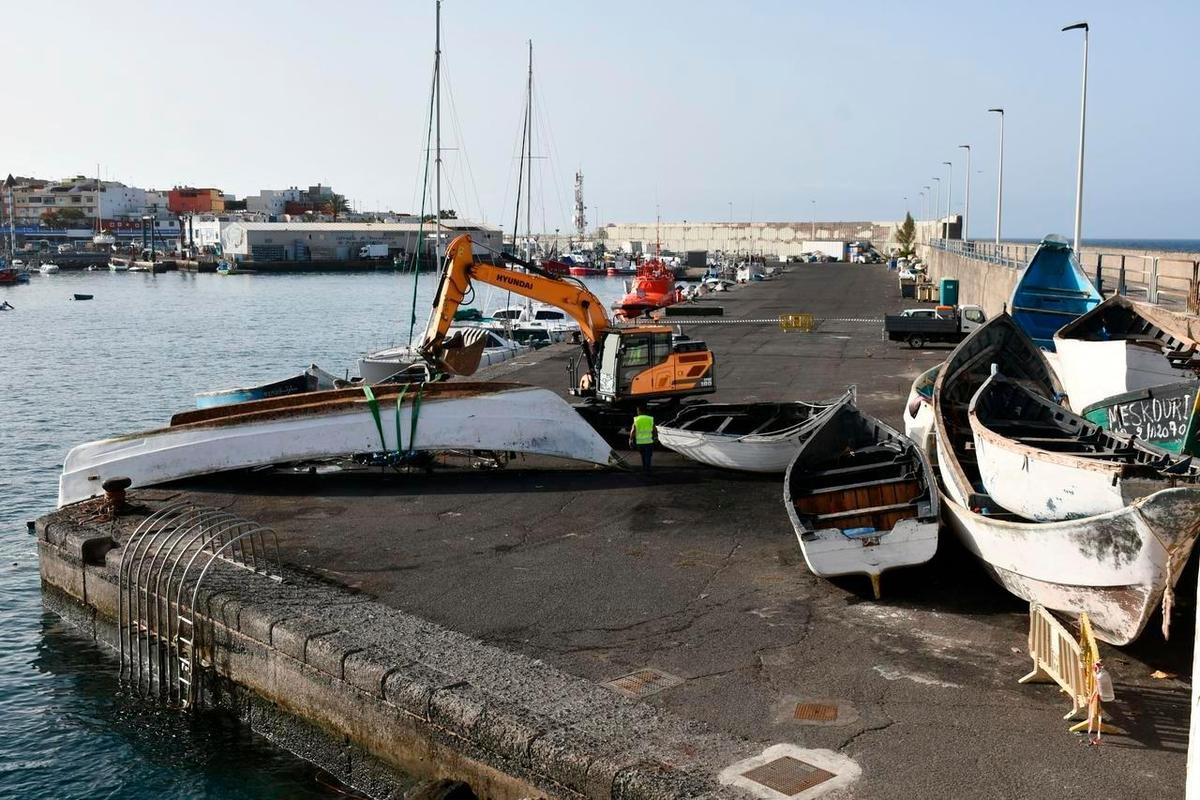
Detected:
left=525, top=40, right=533, bottom=258
left=434, top=0, right=442, bottom=266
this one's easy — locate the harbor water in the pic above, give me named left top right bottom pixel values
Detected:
left=0, top=269, right=629, bottom=798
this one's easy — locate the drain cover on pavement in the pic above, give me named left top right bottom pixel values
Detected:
left=793, top=703, right=838, bottom=722
left=742, top=756, right=835, bottom=795
left=603, top=668, right=684, bottom=699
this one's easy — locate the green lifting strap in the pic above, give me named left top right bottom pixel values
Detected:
left=362, top=386, right=386, bottom=452
left=408, top=384, right=424, bottom=454
left=394, top=384, right=410, bottom=454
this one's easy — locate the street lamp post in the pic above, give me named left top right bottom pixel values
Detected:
left=942, top=161, right=953, bottom=240
left=958, top=145, right=971, bottom=242
left=1063, top=21, right=1089, bottom=255
left=988, top=108, right=1004, bottom=245
left=932, top=178, right=940, bottom=241
left=728, top=201, right=733, bottom=223
left=810, top=199, right=816, bottom=240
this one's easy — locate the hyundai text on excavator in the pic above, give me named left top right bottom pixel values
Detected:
left=417, top=235, right=715, bottom=421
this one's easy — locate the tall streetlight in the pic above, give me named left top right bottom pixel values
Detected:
left=728, top=201, right=733, bottom=223
left=932, top=177, right=941, bottom=240
left=988, top=108, right=1005, bottom=244
left=810, top=199, right=816, bottom=240
left=942, top=161, right=953, bottom=240
left=958, top=145, right=971, bottom=242
left=1063, top=21, right=1089, bottom=254
left=919, top=191, right=926, bottom=222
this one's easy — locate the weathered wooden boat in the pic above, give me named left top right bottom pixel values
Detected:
left=933, top=313, right=1200, bottom=644
left=969, top=370, right=1200, bottom=521
left=902, top=364, right=939, bottom=456
left=194, top=364, right=341, bottom=409
left=784, top=403, right=938, bottom=598
left=1008, top=234, right=1101, bottom=350
left=1053, top=294, right=1200, bottom=414
left=59, top=382, right=621, bottom=507
left=656, top=390, right=854, bottom=473
left=1082, top=380, right=1200, bottom=454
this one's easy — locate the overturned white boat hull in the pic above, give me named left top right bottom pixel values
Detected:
left=59, top=383, right=619, bottom=507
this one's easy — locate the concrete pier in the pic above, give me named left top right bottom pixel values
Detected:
left=37, top=262, right=1193, bottom=798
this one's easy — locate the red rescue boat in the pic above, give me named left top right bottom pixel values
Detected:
left=614, top=259, right=684, bottom=319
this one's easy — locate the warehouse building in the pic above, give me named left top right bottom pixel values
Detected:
left=219, top=220, right=502, bottom=262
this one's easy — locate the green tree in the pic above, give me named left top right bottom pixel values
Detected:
left=420, top=209, right=457, bottom=222
left=41, top=208, right=88, bottom=229
left=895, top=212, right=917, bottom=257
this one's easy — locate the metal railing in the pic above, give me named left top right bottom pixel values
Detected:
left=927, top=238, right=1200, bottom=312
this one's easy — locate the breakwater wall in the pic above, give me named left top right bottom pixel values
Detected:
left=918, top=241, right=1200, bottom=314
left=587, top=218, right=960, bottom=259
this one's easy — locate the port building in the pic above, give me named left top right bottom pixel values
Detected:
left=219, top=220, right=502, bottom=262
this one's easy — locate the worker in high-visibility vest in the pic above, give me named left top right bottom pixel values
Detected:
left=629, top=407, right=656, bottom=474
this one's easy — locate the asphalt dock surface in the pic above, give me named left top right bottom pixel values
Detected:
left=136, top=263, right=1196, bottom=797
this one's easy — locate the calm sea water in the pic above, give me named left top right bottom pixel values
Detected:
left=0, top=268, right=628, bottom=799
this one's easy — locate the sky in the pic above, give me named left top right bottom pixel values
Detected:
left=2, top=0, right=1196, bottom=239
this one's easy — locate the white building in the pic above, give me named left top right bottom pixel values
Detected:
left=220, top=220, right=502, bottom=262
left=244, top=188, right=304, bottom=217
left=8, top=177, right=172, bottom=225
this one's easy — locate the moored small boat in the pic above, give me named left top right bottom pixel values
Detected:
left=1008, top=234, right=1101, bottom=350
left=657, top=390, right=853, bottom=473
left=59, top=382, right=622, bottom=507
left=39, top=263, right=61, bottom=274
left=358, top=327, right=531, bottom=384
left=194, top=364, right=341, bottom=409
left=614, top=258, right=683, bottom=319
left=932, top=312, right=1200, bottom=644
left=784, top=402, right=939, bottom=598
left=72, top=293, right=94, bottom=301
left=969, top=370, right=1200, bottom=521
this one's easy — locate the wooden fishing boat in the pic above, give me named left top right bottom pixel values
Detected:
left=194, top=364, right=341, bottom=409
left=785, top=403, right=938, bottom=598
left=58, top=382, right=621, bottom=507
left=1082, top=380, right=1200, bottom=454
left=933, top=313, right=1200, bottom=644
left=1052, top=294, right=1200, bottom=414
left=656, top=390, right=853, bottom=473
left=969, top=370, right=1200, bottom=520
left=1008, top=234, right=1101, bottom=350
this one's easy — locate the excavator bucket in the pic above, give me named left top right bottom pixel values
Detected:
left=438, top=327, right=490, bottom=376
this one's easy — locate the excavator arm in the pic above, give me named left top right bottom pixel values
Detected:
left=419, top=234, right=613, bottom=375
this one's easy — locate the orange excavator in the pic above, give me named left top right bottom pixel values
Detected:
left=419, top=235, right=715, bottom=410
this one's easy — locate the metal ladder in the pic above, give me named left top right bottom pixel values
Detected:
left=117, top=502, right=282, bottom=708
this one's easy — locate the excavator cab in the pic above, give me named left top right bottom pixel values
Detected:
left=593, top=327, right=714, bottom=404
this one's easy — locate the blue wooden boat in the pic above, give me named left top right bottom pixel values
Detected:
left=1008, top=234, right=1101, bottom=351
left=195, top=364, right=339, bottom=409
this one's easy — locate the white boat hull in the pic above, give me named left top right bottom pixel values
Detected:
left=972, top=429, right=1132, bottom=519
left=1054, top=338, right=1187, bottom=413
left=59, top=383, right=619, bottom=507
left=935, top=428, right=1200, bottom=645
left=358, top=339, right=532, bottom=384
left=656, top=427, right=815, bottom=473
left=797, top=518, right=939, bottom=582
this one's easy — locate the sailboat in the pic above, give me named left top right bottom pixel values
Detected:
left=92, top=172, right=115, bottom=246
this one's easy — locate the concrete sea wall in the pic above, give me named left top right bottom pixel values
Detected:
left=37, top=506, right=754, bottom=800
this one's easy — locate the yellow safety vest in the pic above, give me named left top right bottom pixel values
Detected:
left=634, top=415, right=655, bottom=445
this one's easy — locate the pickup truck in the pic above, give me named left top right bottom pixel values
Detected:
left=883, top=304, right=987, bottom=349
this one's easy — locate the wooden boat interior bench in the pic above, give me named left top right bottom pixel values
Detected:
left=791, top=445, right=927, bottom=531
